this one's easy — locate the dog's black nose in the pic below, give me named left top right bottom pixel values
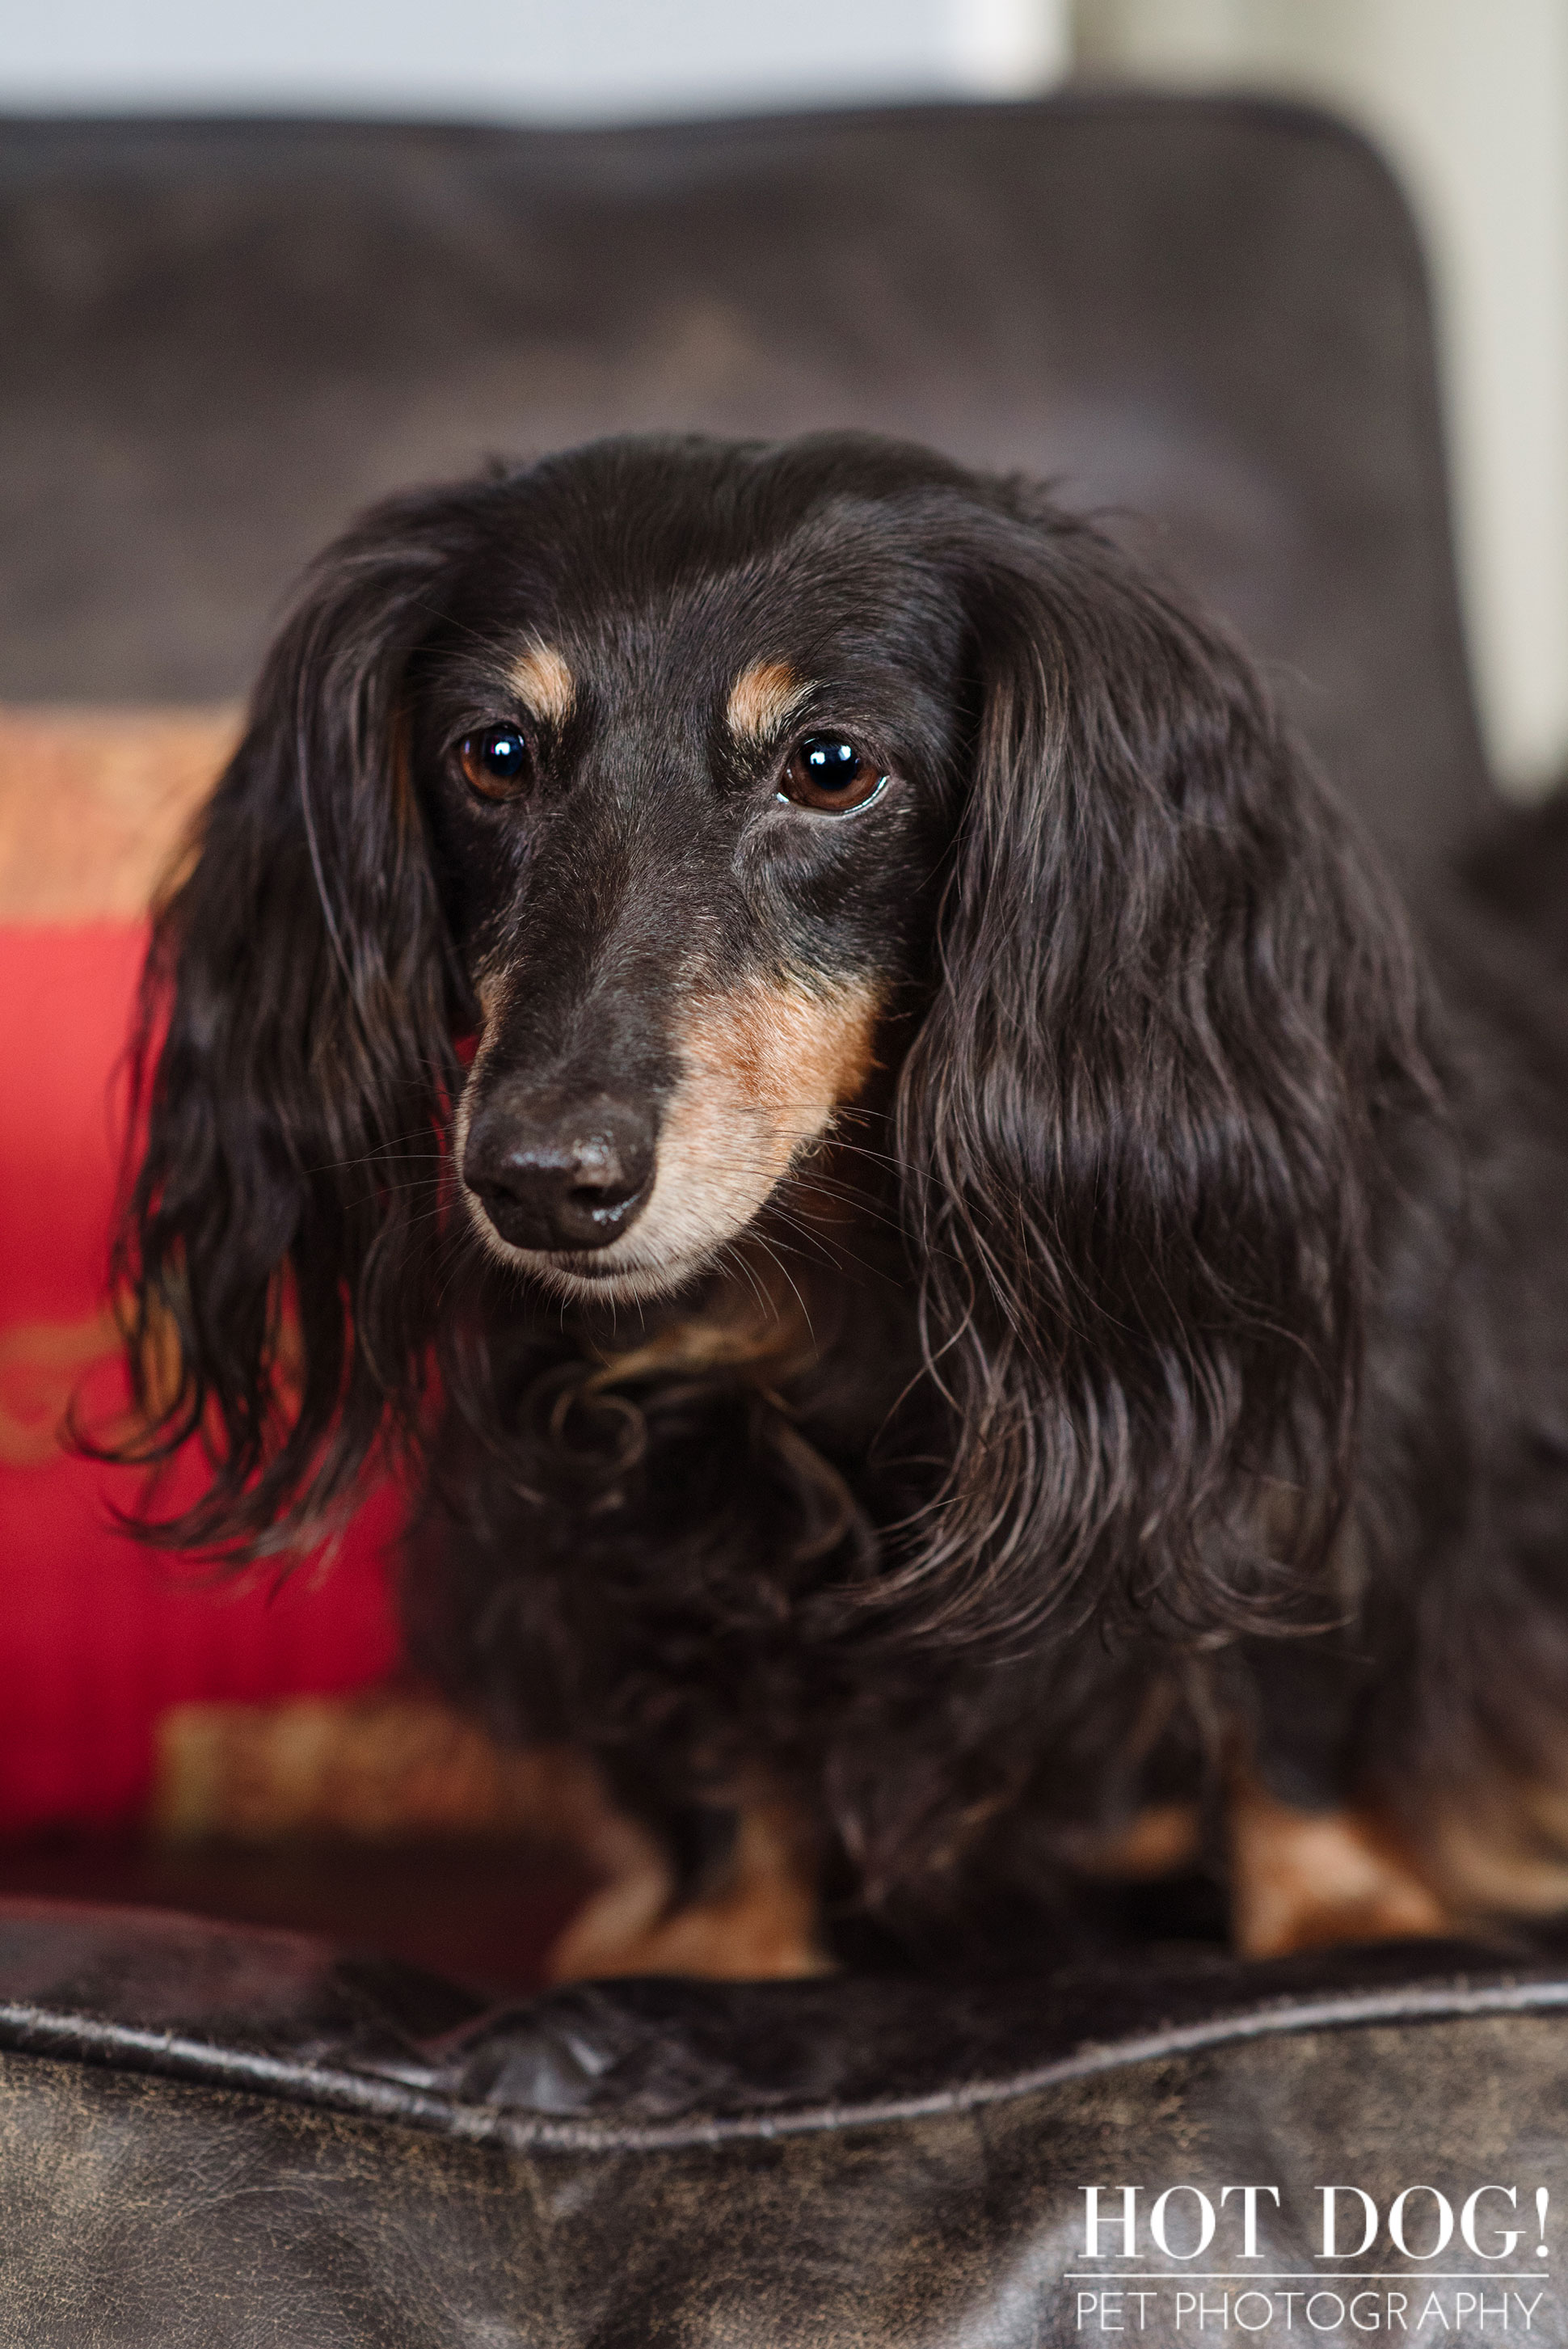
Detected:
left=463, top=1093, right=655, bottom=1251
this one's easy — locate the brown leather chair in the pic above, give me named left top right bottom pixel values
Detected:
left=2, top=96, right=1486, bottom=875
left=0, top=1902, right=1562, bottom=2346
left=2, top=95, right=1559, bottom=2347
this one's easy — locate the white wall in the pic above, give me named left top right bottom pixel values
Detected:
left=0, top=0, right=1069, bottom=117
left=1077, top=0, right=1568, bottom=793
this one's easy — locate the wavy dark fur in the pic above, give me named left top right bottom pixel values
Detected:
left=108, top=434, right=1568, bottom=1953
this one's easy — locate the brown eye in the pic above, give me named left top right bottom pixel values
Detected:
left=457, top=724, right=532, bottom=800
left=778, top=732, right=887, bottom=814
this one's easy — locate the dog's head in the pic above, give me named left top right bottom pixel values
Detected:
left=414, top=438, right=967, bottom=1305
left=118, top=432, right=1427, bottom=1627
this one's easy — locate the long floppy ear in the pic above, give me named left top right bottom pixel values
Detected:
left=106, top=487, right=484, bottom=1557
left=891, top=501, right=1431, bottom=1645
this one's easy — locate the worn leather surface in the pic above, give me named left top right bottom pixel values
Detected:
left=0, top=1900, right=1562, bottom=2344
left=0, top=98, right=1488, bottom=875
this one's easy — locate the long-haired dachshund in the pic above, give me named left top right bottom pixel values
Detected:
left=112, top=432, right=1568, bottom=1978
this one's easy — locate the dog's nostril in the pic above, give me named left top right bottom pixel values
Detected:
left=464, top=1096, right=656, bottom=1253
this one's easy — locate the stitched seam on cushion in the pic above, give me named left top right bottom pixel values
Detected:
left=0, top=1975, right=1565, bottom=2153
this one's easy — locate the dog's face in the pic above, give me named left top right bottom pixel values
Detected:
left=129, top=427, right=1418, bottom=1624
left=411, top=447, right=963, bottom=1301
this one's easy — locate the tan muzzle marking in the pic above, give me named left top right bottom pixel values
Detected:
left=643, top=972, right=883, bottom=1259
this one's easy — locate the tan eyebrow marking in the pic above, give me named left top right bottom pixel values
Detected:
left=726, top=660, right=813, bottom=747
left=508, top=641, right=575, bottom=727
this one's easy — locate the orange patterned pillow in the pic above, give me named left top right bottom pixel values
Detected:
left=0, top=702, right=238, bottom=924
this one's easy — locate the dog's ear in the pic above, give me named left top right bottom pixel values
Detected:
left=892, top=506, right=1431, bottom=1643
left=107, top=489, right=480, bottom=1556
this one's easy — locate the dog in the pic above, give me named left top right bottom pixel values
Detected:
left=111, top=431, right=1568, bottom=1978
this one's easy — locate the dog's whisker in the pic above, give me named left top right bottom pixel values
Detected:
left=742, top=1234, right=817, bottom=1348
left=713, top=1238, right=774, bottom=1324
left=756, top=1196, right=892, bottom=1272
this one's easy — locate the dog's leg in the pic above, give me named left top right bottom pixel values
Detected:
left=1229, top=1780, right=1450, bottom=1958
left=546, top=1794, right=831, bottom=1983
left=1419, top=1783, right=1568, bottom=1918
left=1067, top=1801, right=1203, bottom=1881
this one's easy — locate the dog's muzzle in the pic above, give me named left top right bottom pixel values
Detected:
left=463, top=1090, right=655, bottom=1252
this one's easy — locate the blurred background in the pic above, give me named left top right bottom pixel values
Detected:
left=3, top=0, right=1562, bottom=795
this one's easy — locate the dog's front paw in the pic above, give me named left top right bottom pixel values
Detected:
left=1229, top=1782, right=1450, bottom=1959
left=546, top=1799, right=832, bottom=1984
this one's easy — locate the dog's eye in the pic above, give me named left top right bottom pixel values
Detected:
left=778, top=733, right=887, bottom=815
left=456, top=726, right=533, bottom=800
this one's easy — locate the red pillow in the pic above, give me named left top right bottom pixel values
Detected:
left=0, top=714, right=403, bottom=1832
